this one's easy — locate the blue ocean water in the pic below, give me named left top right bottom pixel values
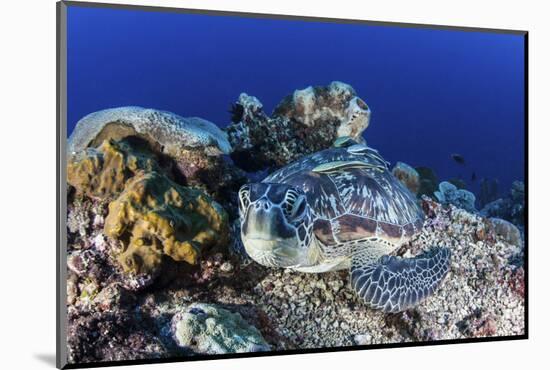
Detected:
left=66, top=5, right=525, bottom=198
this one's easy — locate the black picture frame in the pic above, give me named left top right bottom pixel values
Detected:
left=56, top=1, right=528, bottom=368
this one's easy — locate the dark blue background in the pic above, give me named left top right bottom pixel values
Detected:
left=67, top=6, right=525, bottom=197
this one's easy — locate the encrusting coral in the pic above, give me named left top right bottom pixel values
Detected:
left=104, top=171, right=229, bottom=276
left=67, top=138, right=159, bottom=200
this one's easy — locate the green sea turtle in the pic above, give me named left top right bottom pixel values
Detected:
left=238, top=141, right=450, bottom=313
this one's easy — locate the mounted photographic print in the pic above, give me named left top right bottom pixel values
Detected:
left=56, top=1, right=528, bottom=368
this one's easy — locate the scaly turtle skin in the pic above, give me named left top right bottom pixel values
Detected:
left=238, top=141, right=450, bottom=313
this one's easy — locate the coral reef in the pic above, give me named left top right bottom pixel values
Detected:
left=415, top=166, right=439, bottom=198
left=66, top=106, right=240, bottom=294
left=226, top=81, right=370, bottom=171
left=171, top=303, right=270, bottom=354
left=480, top=181, right=525, bottom=230
left=434, top=181, right=477, bottom=213
left=67, top=107, right=245, bottom=205
left=391, top=161, right=420, bottom=195
left=65, top=96, right=525, bottom=365
left=67, top=138, right=159, bottom=200
left=105, top=171, right=229, bottom=276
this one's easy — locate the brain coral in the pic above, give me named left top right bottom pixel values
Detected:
left=67, top=138, right=159, bottom=200
left=104, top=171, right=229, bottom=275
left=171, top=303, right=270, bottom=354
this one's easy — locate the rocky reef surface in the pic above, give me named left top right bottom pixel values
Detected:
left=481, top=181, right=525, bottom=234
left=65, top=84, right=525, bottom=365
left=226, top=81, right=370, bottom=171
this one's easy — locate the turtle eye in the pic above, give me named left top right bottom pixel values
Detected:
left=282, top=189, right=298, bottom=217
left=283, top=189, right=306, bottom=220
left=238, top=186, right=251, bottom=214
left=292, top=196, right=307, bottom=220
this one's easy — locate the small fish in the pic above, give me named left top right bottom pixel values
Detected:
left=471, top=172, right=477, bottom=182
left=451, top=153, right=465, bottom=165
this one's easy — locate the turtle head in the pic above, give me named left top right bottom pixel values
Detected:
left=238, top=183, right=314, bottom=268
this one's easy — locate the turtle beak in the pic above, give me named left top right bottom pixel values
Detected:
left=241, top=198, right=302, bottom=268
left=244, top=240, right=300, bottom=268
left=242, top=198, right=296, bottom=241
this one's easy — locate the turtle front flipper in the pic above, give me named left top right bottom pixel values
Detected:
left=350, top=245, right=451, bottom=313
